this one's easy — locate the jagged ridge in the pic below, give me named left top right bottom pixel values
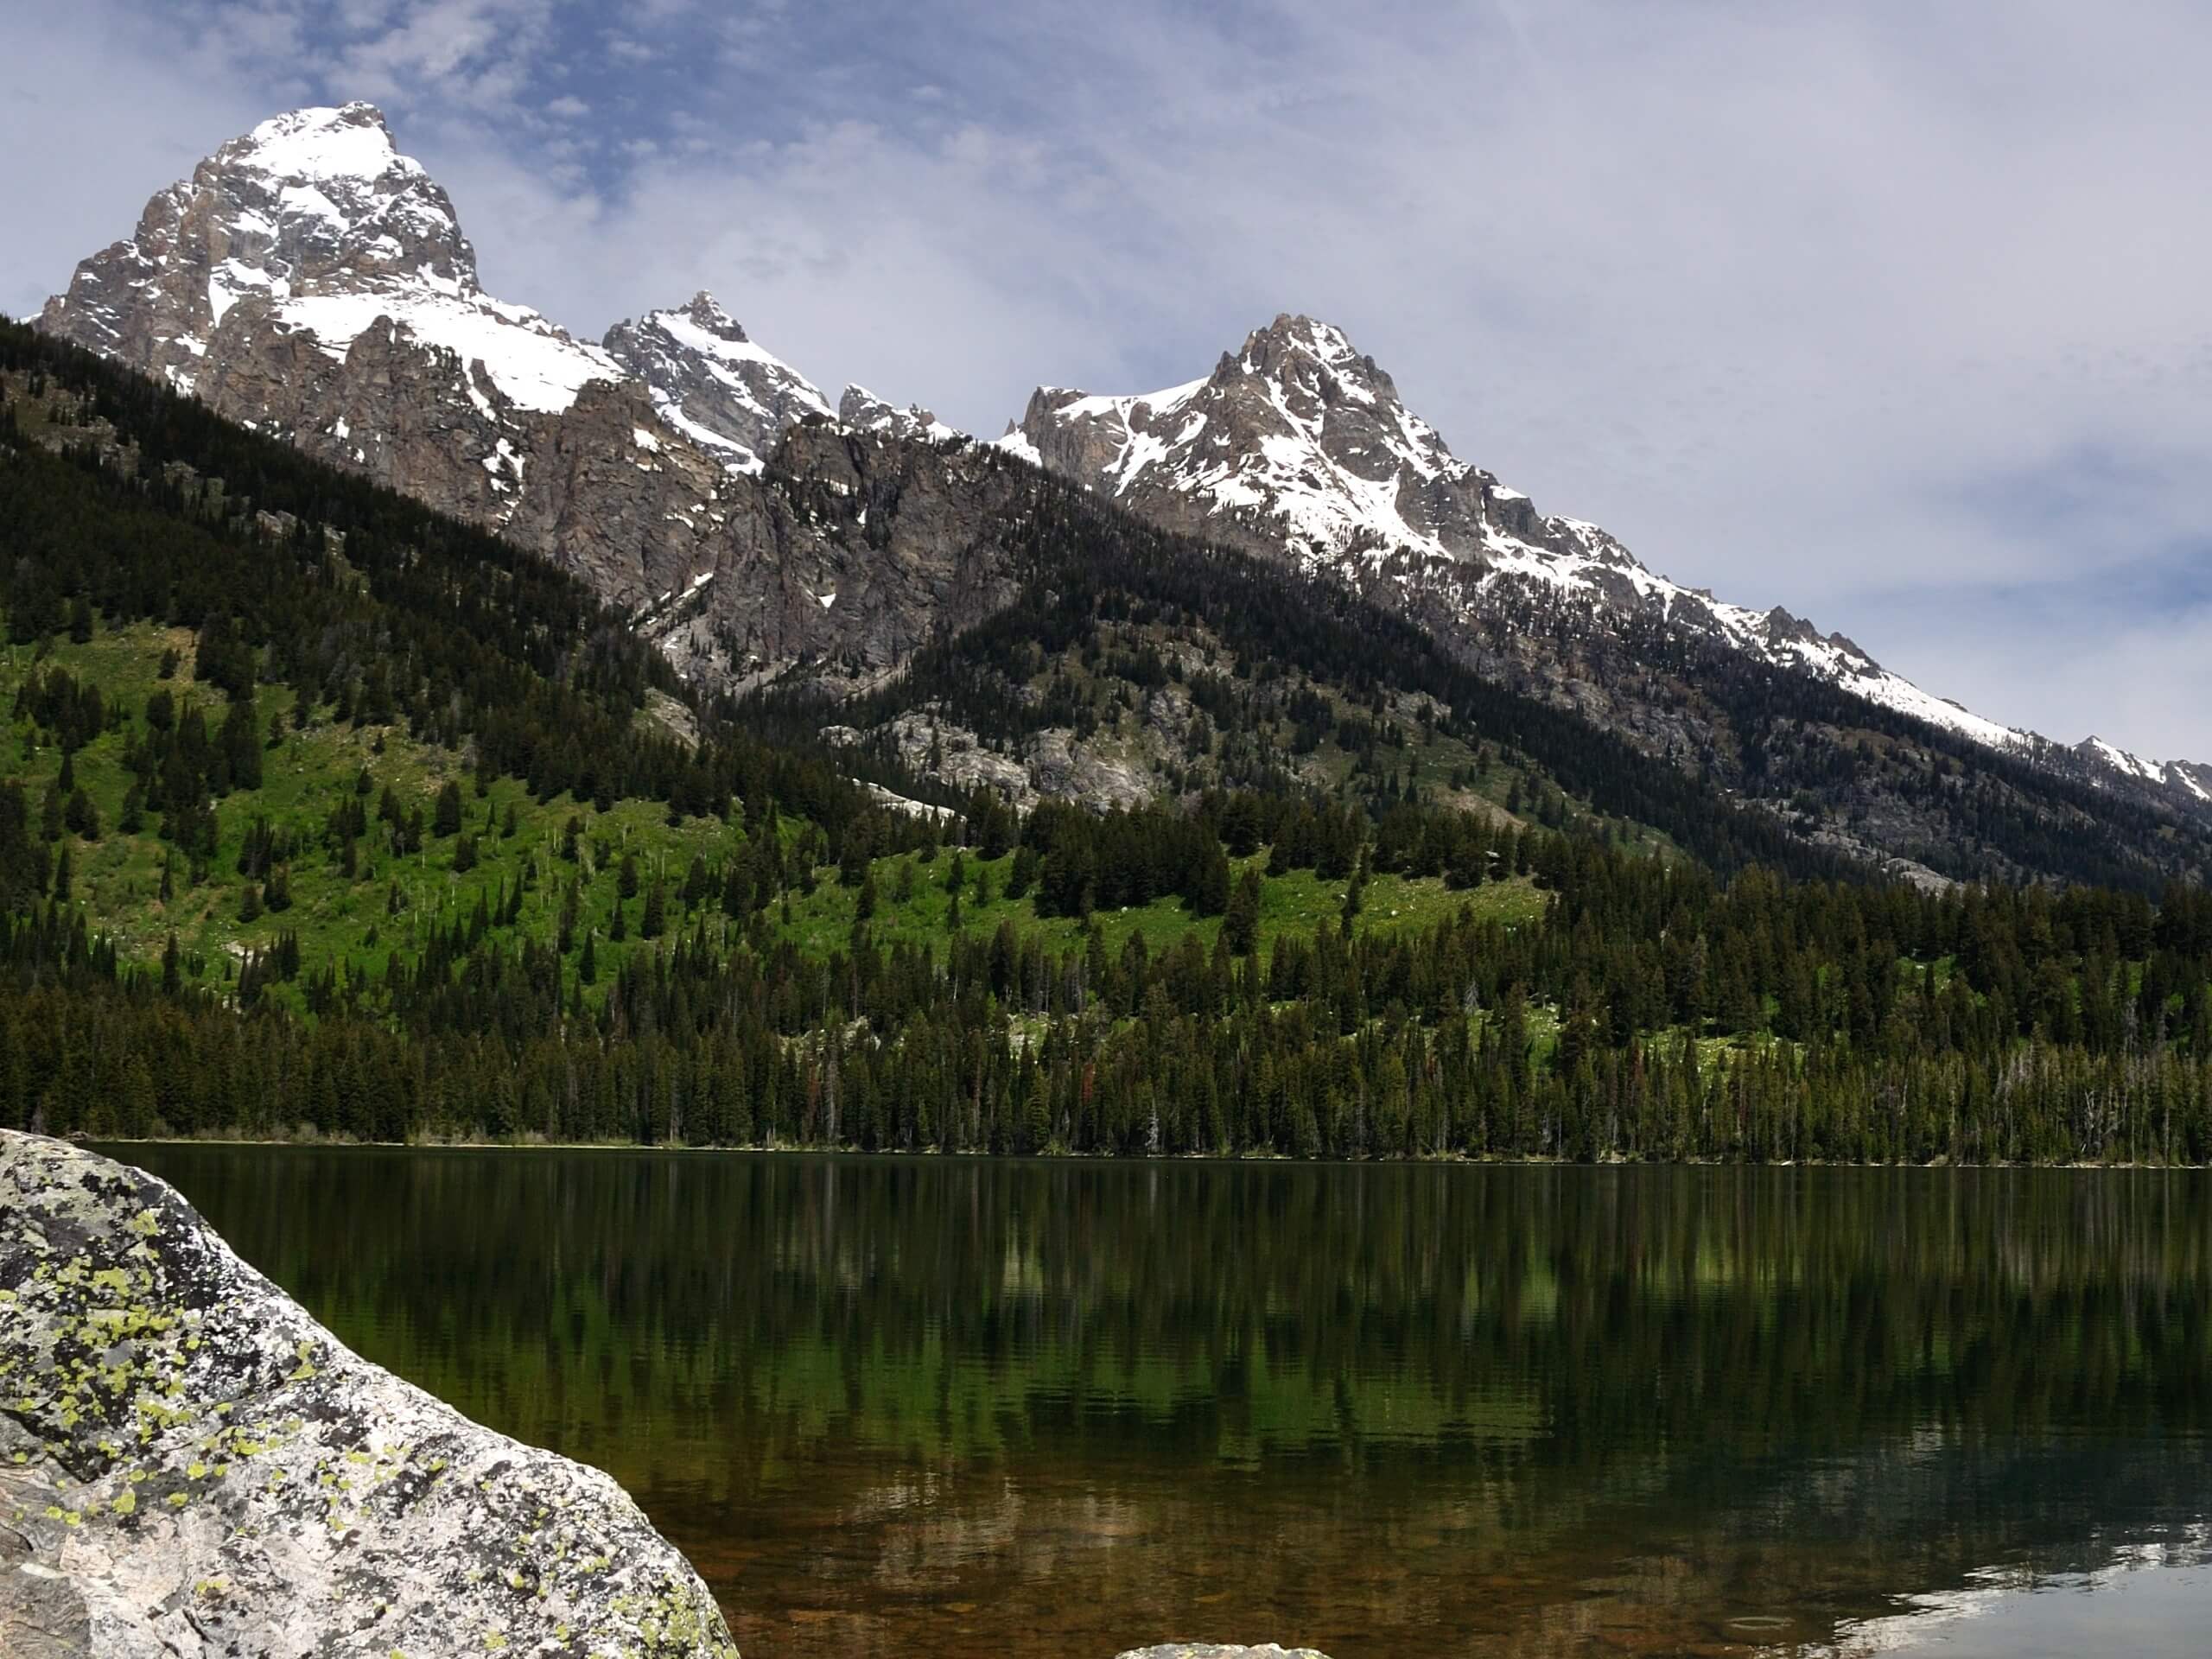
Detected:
left=1007, top=313, right=2212, bottom=811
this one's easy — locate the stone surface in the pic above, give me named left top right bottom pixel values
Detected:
left=1114, top=1647, right=1331, bottom=1659
left=0, top=1130, right=737, bottom=1658
left=837, top=384, right=960, bottom=445
left=601, top=293, right=833, bottom=473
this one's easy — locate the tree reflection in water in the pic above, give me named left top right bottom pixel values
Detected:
left=125, top=1147, right=2212, bottom=1658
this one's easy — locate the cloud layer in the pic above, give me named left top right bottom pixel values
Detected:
left=6, top=0, right=2212, bottom=759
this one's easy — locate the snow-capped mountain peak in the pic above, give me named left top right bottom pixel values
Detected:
left=1014, top=312, right=1560, bottom=571
left=41, top=101, right=617, bottom=416
left=206, top=102, right=463, bottom=283
left=1006, top=313, right=2140, bottom=770
left=601, top=292, right=832, bottom=473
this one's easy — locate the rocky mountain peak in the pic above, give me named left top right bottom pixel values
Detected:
left=1008, top=313, right=1509, bottom=567
left=671, top=289, right=752, bottom=343
left=214, top=101, right=404, bottom=182
left=1236, top=312, right=1380, bottom=387
left=188, top=100, right=476, bottom=301
left=839, top=385, right=958, bottom=443
left=1004, top=315, right=2090, bottom=768
left=601, top=295, right=832, bottom=473
left=38, top=102, right=612, bottom=415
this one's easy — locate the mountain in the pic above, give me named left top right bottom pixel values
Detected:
left=1008, top=315, right=2212, bottom=814
left=40, top=103, right=624, bottom=531
left=601, top=291, right=832, bottom=471
left=838, top=385, right=960, bottom=445
left=37, top=105, right=1039, bottom=700
left=11, top=318, right=2212, bottom=1175
left=31, top=103, right=2212, bottom=889
left=39, top=103, right=600, bottom=410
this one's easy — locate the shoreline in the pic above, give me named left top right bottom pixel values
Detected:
left=83, top=1133, right=2212, bottom=1172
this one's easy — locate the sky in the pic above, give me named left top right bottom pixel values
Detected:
left=6, top=0, right=2212, bottom=761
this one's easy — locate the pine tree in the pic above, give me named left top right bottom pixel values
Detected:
left=1224, top=869, right=1262, bottom=957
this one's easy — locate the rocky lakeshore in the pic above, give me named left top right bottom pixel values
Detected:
left=0, top=1130, right=737, bottom=1657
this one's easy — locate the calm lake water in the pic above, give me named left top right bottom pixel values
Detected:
left=113, top=1148, right=2212, bottom=1658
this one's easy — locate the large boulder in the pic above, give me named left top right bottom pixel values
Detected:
left=0, top=1131, right=737, bottom=1658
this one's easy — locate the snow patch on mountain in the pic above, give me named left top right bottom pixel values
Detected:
left=2084, top=736, right=2165, bottom=785
left=993, top=426, right=1045, bottom=466
left=235, top=102, right=431, bottom=188
left=274, top=290, right=618, bottom=412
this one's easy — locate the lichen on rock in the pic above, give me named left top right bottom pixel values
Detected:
left=0, top=1130, right=737, bottom=1658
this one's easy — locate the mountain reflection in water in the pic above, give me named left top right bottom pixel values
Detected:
left=118, top=1148, right=2212, bottom=1658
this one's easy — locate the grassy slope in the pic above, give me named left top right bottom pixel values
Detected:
left=6, top=616, right=1548, bottom=1008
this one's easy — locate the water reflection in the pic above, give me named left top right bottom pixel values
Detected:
left=1824, top=1536, right=2212, bottom=1657
left=116, top=1149, right=2212, bottom=1657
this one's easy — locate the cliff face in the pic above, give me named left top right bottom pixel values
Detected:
left=0, top=1131, right=737, bottom=1658
left=601, top=292, right=834, bottom=474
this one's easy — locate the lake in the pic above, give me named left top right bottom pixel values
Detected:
left=112, top=1147, right=2212, bottom=1658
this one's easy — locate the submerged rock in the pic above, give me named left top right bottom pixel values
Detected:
left=0, top=1131, right=737, bottom=1658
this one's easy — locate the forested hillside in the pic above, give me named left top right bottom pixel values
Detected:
left=3, top=319, right=2211, bottom=1164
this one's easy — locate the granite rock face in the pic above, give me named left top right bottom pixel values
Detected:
left=0, top=1131, right=737, bottom=1659
left=601, top=293, right=833, bottom=473
left=838, top=384, right=960, bottom=445
left=629, top=423, right=1033, bottom=697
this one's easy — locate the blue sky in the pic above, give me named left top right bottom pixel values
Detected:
left=7, top=0, right=2212, bottom=761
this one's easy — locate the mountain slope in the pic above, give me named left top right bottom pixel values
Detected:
left=1007, top=315, right=2212, bottom=812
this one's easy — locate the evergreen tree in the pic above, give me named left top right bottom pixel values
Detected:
left=1224, top=870, right=1262, bottom=957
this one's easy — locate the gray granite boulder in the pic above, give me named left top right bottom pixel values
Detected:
left=0, top=1130, right=737, bottom=1658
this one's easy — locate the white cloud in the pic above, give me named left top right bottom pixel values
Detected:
left=0, top=3, right=269, bottom=320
